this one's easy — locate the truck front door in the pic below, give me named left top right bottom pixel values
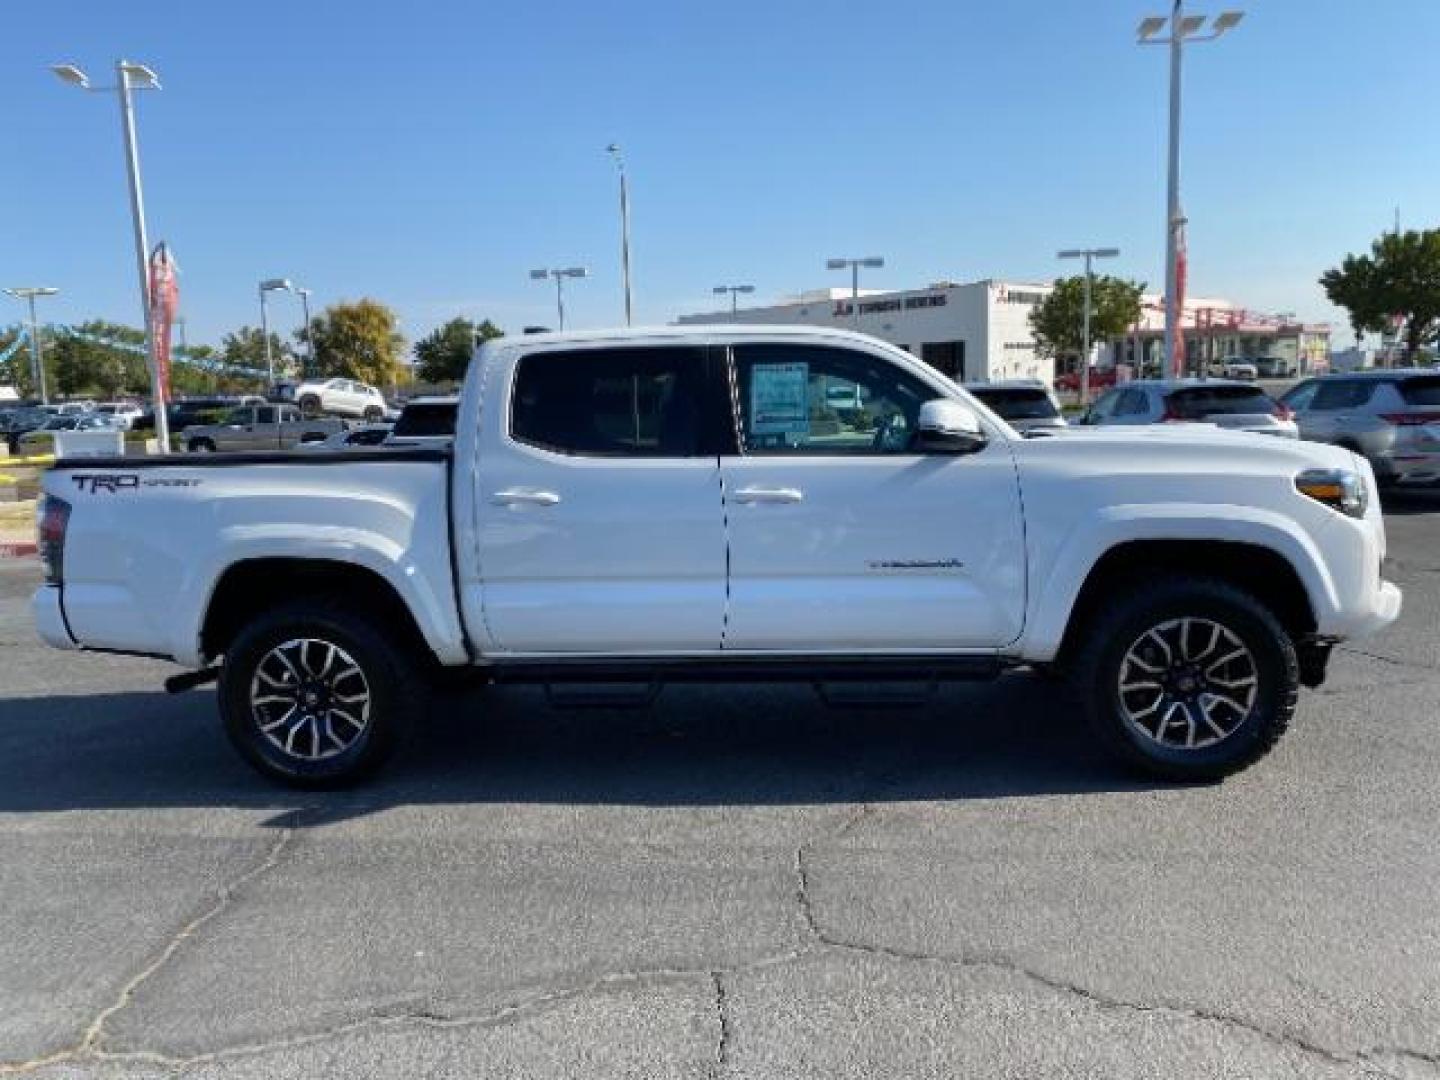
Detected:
left=471, top=343, right=727, bottom=654
left=718, top=341, right=1026, bottom=651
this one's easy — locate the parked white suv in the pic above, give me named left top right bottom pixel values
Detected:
left=292, top=377, right=388, bottom=420
left=32, top=327, right=1399, bottom=787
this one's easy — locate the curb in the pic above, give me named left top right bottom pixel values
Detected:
left=0, top=542, right=37, bottom=559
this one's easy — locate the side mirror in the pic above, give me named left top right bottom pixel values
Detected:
left=916, top=399, right=987, bottom=455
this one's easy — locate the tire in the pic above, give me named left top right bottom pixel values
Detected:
left=189, top=438, right=216, bottom=454
left=363, top=406, right=383, bottom=422
left=218, top=600, right=425, bottom=788
left=299, top=395, right=321, bottom=419
left=1070, top=576, right=1298, bottom=782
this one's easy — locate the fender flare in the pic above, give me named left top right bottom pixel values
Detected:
left=1017, top=503, right=1340, bottom=661
left=173, top=528, right=468, bottom=668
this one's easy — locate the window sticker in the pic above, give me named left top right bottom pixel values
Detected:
left=750, top=362, right=810, bottom=436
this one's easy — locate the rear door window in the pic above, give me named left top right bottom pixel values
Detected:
left=1166, top=386, right=1276, bottom=418
left=973, top=388, right=1059, bottom=421
left=1397, top=376, right=1440, bottom=407
left=511, top=347, right=709, bottom=457
left=1311, top=380, right=1372, bottom=411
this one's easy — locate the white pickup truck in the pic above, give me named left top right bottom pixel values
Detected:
left=32, top=327, right=1400, bottom=787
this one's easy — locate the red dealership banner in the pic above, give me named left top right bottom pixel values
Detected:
left=148, top=242, right=179, bottom=404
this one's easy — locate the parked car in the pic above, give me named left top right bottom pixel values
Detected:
left=95, top=402, right=145, bottom=431
left=385, top=395, right=459, bottom=447
left=1210, top=358, right=1259, bottom=381
left=16, top=413, right=120, bottom=452
left=1281, top=371, right=1440, bottom=487
left=292, top=378, right=389, bottom=420
left=1253, top=356, right=1294, bottom=379
left=964, top=381, right=1067, bottom=435
left=1, top=407, right=52, bottom=453
left=166, top=398, right=234, bottom=431
left=296, top=423, right=395, bottom=452
left=1081, top=380, right=1298, bottom=438
left=33, top=326, right=1399, bottom=787
left=183, top=404, right=347, bottom=453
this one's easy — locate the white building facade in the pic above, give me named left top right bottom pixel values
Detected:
left=677, top=279, right=1056, bottom=384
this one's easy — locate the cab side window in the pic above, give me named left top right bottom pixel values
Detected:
left=731, top=344, right=933, bottom=455
left=511, top=346, right=708, bottom=457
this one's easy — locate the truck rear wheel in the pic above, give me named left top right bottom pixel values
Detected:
left=1071, top=577, right=1298, bottom=781
left=218, top=600, right=423, bottom=787
left=299, top=395, right=321, bottom=418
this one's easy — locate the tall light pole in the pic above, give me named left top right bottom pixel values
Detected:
left=295, top=287, right=315, bottom=378
left=258, top=278, right=292, bottom=385
left=606, top=144, right=633, bottom=327
left=713, top=284, right=755, bottom=320
left=52, top=59, right=171, bottom=447
left=1058, top=248, right=1121, bottom=405
left=826, top=257, right=884, bottom=330
left=530, top=267, right=589, bottom=331
left=4, top=287, right=59, bottom=404
left=1138, top=5, right=1243, bottom=377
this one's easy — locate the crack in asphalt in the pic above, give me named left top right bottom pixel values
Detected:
left=0, top=809, right=310, bottom=1076
left=1337, top=644, right=1440, bottom=672
left=4, top=801, right=1437, bottom=1077
left=792, top=827, right=1435, bottom=1080
left=709, top=971, right=731, bottom=1077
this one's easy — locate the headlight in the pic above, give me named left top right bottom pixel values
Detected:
left=1295, top=468, right=1368, bottom=518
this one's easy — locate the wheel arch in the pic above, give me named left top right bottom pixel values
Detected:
left=201, top=557, right=438, bottom=668
left=1050, top=539, right=1317, bottom=671
left=1020, top=508, right=1338, bottom=665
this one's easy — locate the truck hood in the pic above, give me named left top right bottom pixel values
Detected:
left=1011, top=422, right=1360, bottom=479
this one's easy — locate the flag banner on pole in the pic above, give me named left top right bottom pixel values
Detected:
left=148, top=242, right=179, bottom=404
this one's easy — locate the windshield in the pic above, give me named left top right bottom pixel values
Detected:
left=970, top=387, right=1060, bottom=421
left=1165, top=386, right=1276, bottom=418
left=393, top=402, right=457, bottom=437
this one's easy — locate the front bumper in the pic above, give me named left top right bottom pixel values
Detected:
left=31, top=586, right=76, bottom=650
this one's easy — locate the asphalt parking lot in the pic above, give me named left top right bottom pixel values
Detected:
left=1, top=491, right=1437, bottom=1078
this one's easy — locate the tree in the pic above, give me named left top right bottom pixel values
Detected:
left=413, top=317, right=503, bottom=384
left=220, top=326, right=292, bottom=376
left=1030, top=276, right=1146, bottom=361
left=300, top=299, right=405, bottom=386
left=1321, top=229, right=1440, bottom=363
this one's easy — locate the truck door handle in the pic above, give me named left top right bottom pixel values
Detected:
left=491, top=489, right=561, bottom=507
left=732, top=486, right=804, bottom=504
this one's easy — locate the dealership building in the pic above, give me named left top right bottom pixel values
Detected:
left=677, top=279, right=1331, bottom=384
left=678, top=279, right=1052, bottom=384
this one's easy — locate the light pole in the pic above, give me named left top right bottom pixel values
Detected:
left=4, top=287, right=58, bottom=404
left=826, top=257, right=884, bottom=330
left=1058, top=248, right=1120, bottom=405
left=530, top=267, right=589, bottom=331
left=52, top=59, right=171, bottom=447
left=295, top=287, right=315, bottom=378
left=1138, top=5, right=1243, bottom=377
left=713, top=284, right=755, bottom=320
left=258, top=278, right=292, bottom=385
left=606, top=144, right=633, bottom=326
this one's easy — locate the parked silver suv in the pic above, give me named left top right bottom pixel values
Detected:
left=964, top=380, right=1067, bottom=435
left=1281, top=371, right=1440, bottom=487
left=1081, top=379, right=1299, bottom=438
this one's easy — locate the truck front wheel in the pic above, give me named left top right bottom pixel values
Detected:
left=218, top=600, right=422, bottom=787
left=1072, top=577, right=1299, bottom=781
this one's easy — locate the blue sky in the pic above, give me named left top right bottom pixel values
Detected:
left=7, top=0, right=1440, bottom=349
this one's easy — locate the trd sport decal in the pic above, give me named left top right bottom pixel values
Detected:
left=866, top=558, right=965, bottom=571
left=72, top=474, right=201, bottom=493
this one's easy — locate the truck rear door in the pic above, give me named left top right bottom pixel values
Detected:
left=470, top=343, right=727, bottom=653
